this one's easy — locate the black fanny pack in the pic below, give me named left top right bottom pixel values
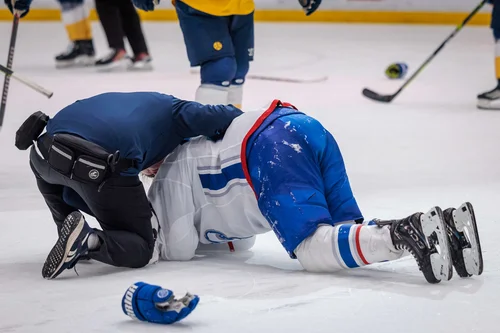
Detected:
left=15, top=111, right=50, bottom=150
left=44, top=133, right=135, bottom=187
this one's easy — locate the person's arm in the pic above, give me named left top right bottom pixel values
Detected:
left=171, top=98, right=243, bottom=140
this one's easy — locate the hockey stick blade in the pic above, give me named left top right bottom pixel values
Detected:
left=362, top=88, right=394, bottom=103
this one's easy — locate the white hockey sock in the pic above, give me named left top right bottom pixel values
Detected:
left=195, top=84, right=229, bottom=105
left=87, top=233, right=100, bottom=250
left=295, top=224, right=405, bottom=273
left=228, top=84, right=244, bottom=109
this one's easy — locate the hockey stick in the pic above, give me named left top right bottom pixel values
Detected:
left=362, top=0, right=488, bottom=103
left=246, top=74, right=328, bottom=83
left=0, top=63, right=54, bottom=99
left=189, top=68, right=328, bottom=84
left=0, top=14, right=20, bottom=129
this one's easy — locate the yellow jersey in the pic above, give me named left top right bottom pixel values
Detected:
left=177, top=0, right=255, bottom=16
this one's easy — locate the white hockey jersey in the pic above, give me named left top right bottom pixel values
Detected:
left=147, top=108, right=271, bottom=261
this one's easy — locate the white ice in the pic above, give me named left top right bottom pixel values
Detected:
left=0, top=22, right=499, bottom=333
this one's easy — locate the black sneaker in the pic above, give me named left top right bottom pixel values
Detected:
left=128, top=53, right=153, bottom=71
left=376, top=207, right=453, bottom=284
left=55, top=40, right=95, bottom=68
left=42, top=211, right=93, bottom=279
left=477, top=85, right=500, bottom=110
left=95, top=48, right=131, bottom=71
left=443, top=202, right=483, bottom=278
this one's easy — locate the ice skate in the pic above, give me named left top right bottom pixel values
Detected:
left=55, top=40, right=96, bottom=69
left=443, top=202, right=483, bottom=277
left=42, top=211, right=94, bottom=279
left=95, top=49, right=131, bottom=72
left=376, top=207, right=453, bottom=284
left=477, top=85, right=500, bottom=110
left=128, top=53, right=153, bottom=71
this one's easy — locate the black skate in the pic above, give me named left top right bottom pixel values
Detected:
left=42, top=211, right=93, bottom=279
left=55, top=40, right=95, bottom=69
left=376, top=207, right=453, bottom=284
left=477, top=85, right=500, bottom=110
left=443, top=202, right=483, bottom=277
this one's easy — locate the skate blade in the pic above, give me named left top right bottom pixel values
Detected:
left=96, top=58, right=130, bottom=72
left=127, top=62, right=153, bottom=71
left=55, top=55, right=95, bottom=69
left=421, top=207, right=453, bottom=282
left=477, top=99, right=500, bottom=110
left=453, top=203, right=483, bottom=276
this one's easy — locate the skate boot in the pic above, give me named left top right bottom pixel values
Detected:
left=376, top=207, right=453, bottom=284
left=42, top=211, right=94, bottom=279
left=128, top=52, right=153, bottom=71
left=55, top=40, right=95, bottom=69
left=95, top=48, right=131, bottom=72
left=477, top=84, right=500, bottom=110
left=443, top=202, right=483, bottom=277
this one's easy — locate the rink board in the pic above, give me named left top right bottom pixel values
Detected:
left=0, top=0, right=494, bottom=25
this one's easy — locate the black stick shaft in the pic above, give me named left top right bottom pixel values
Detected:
left=391, top=0, right=488, bottom=99
left=0, top=15, right=20, bottom=129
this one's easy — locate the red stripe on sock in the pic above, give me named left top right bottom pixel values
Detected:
left=355, top=226, right=370, bottom=265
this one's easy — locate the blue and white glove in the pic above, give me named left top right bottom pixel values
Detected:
left=132, top=0, right=159, bottom=11
left=4, top=0, right=32, bottom=17
left=298, top=0, right=322, bottom=16
left=122, top=282, right=200, bottom=325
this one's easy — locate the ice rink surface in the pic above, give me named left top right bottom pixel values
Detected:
left=0, top=21, right=499, bottom=333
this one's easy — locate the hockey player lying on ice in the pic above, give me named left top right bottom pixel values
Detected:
left=144, top=99, right=484, bottom=285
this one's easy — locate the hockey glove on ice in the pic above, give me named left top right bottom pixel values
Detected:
left=299, top=0, right=322, bottom=16
left=132, top=0, right=159, bottom=11
left=122, top=282, right=200, bottom=325
left=5, top=0, right=31, bottom=17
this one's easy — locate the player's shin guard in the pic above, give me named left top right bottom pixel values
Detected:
left=443, top=202, right=483, bottom=277
left=295, top=223, right=404, bottom=273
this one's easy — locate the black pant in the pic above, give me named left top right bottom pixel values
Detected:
left=95, top=0, right=149, bottom=55
left=29, top=139, right=154, bottom=268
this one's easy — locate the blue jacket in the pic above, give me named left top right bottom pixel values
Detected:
left=46, top=92, right=242, bottom=175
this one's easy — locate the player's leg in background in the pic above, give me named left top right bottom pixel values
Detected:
left=94, top=0, right=130, bottom=70
left=228, top=11, right=254, bottom=108
left=175, top=1, right=237, bottom=105
left=117, top=0, right=153, bottom=70
left=478, top=2, right=500, bottom=109
left=55, top=0, right=95, bottom=68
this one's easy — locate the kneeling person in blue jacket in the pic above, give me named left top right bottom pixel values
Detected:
left=16, top=91, right=241, bottom=279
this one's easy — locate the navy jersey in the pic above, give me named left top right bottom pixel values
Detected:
left=46, top=92, right=242, bottom=175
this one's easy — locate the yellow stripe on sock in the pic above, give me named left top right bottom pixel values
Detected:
left=66, top=17, right=92, bottom=41
left=233, top=104, right=242, bottom=109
